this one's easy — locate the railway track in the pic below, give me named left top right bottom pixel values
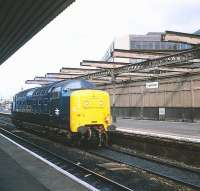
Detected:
left=0, top=127, right=180, bottom=191
left=109, top=130, right=200, bottom=169
left=88, top=147, right=200, bottom=190
left=0, top=127, right=133, bottom=191
left=0, top=113, right=199, bottom=190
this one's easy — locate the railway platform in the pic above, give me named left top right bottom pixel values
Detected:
left=0, top=133, right=90, bottom=191
left=114, top=118, right=200, bottom=143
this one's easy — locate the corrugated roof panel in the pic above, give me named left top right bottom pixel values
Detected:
left=0, top=0, right=75, bottom=65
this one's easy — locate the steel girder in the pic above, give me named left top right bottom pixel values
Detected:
left=77, top=47, right=200, bottom=80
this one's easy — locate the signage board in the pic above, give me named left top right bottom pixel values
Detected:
left=159, top=108, right=165, bottom=115
left=146, top=81, right=159, bottom=89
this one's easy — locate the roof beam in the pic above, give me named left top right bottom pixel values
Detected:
left=153, top=67, right=193, bottom=73
left=92, top=76, right=130, bottom=81
left=156, top=71, right=197, bottom=78
left=158, top=67, right=200, bottom=74
left=166, top=60, right=200, bottom=68
left=87, top=79, right=110, bottom=84
left=111, top=49, right=178, bottom=60
left=118, top=72, right=154, bottom=77
left=34, top=77, right=61, bottom=82
left=26, top=79, right=107, bottom=86
left=60, top=67, right=99, bottom=74
left=46, top=73, right=80, bottom=78
left=162, top=31, right=200, bottom=45
left=81, top=60, right=128, bottom=69
left=25, top=80, right=52, bottom=85
left=28, top=76, right=109, bottom=85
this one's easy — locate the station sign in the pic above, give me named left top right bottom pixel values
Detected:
left=146, top=81, right=159, bottom=89
left=159, top=107, right=165, bottom=115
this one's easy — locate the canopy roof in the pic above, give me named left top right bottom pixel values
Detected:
left=0, top=0, right=74, bottom=65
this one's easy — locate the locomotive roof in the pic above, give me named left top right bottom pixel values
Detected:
left=53, top=79, right=96, bottom=89
left=15, top=79, right=95, bottom=98
left=15, top=88, right=36, bottom=98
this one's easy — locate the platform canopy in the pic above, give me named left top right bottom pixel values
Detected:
left=162, top=31, right=200, bottom=45
left=0, top=0, right=75, bottom=65
left=26, top=47, right=200, bottom=86
left=26, top=30, right=200, bottom=86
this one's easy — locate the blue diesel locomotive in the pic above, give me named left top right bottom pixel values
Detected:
left=11, top=79, right=112, bottom=146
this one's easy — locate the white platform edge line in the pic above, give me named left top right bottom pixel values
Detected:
left=0, top=133, right=99, bottom=191
left=117, top=128, right=200, bottom=143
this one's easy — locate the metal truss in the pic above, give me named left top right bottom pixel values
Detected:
left=78, top=47, right=200, bottom=80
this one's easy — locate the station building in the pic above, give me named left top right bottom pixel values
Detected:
left=102, top=32, right=191, bottom=63
left=102, top=31, right=200, bottom=122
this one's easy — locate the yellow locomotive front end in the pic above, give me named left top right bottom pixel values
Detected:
left=70, top=89, right=111, bottom=146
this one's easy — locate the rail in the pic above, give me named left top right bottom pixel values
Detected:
left=0, top=127, right=134, bottom=191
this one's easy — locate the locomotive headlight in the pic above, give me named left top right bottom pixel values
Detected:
left=84, top=100, right=89, bottom=107
left=99, top=100, right=103, bottom=107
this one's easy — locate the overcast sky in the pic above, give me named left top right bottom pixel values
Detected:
left=0, top=0, right=200, bottom=99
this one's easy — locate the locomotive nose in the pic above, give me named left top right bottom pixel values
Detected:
left=70, top=90, right=111, bottom=133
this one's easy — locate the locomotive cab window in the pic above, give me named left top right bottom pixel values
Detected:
left=63, top=87, right=70, bottom=92
left=51, top=87, right=61, bottom=99
left=62, top=87, right=71, bottom=96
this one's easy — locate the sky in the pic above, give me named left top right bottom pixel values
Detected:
left=0, top=0, right=200, bottom=99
